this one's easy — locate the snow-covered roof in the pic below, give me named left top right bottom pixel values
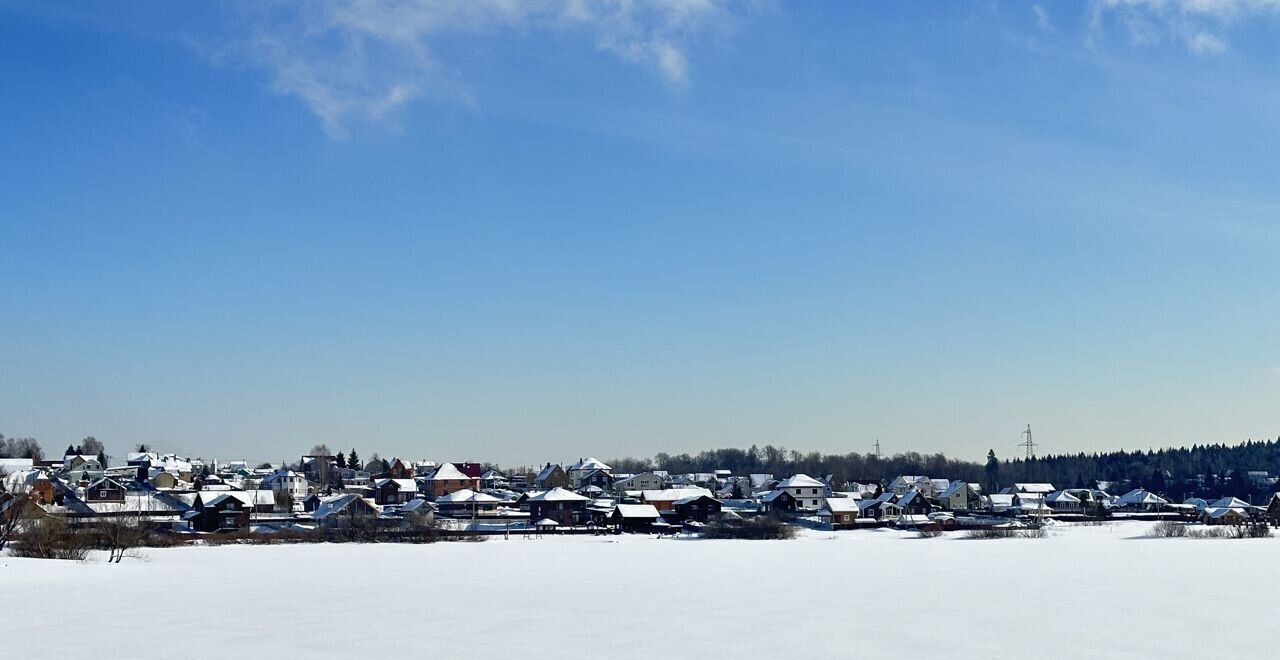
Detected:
left=400, top=498, right=436, bottom=513
left=374, top=478, right=419, bottom=492
left=641, top=487, right=711, bottom=502
left=429, top=463, right=473, bottom=481
left=1203, top=507, right=1247, bottom=519
left=1046, top=490, right=1080, bottom=503
left=822, top=498, right=861, bottom=514
left=311, top=494, right=379, bottom=520
left=1013, top=483, right=1056, bottom=494
left=1208, top=496, right=1251, bottom=510
left=777, top=474, right=825, bottom=489
left=939, top=481, right=973, bottom=499
left=896, top=489, right=929, bottom=507
left=534, top=464, right=563, bottom=482
left=1118, top=489, right=1168, bottom=506
left=673, top=493, right=719, bottom=506
left=436, top=489, right=501, bottom=504
left=614, top=504, right=660, bottom=519
left=527, top=487, right=590, bottom=503
left=0, top=458, right=35, bottom=472
left=569, top=457, right=611, bottom=472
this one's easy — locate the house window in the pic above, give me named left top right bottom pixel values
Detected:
left=812, top=488, right=818, bottom=495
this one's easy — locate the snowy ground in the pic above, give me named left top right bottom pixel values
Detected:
left=2, top=522, right=1276, bottom=659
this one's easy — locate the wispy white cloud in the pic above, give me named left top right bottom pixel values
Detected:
left=202, top=0, right=732, bottom=139
left=1032, top=4, right=1053, bottom=32
left=1090, top=0, right=1280, bottom=54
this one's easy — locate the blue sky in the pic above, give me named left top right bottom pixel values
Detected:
left=2, top=1, right=1278, bottom=466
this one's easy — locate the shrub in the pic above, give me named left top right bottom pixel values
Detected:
left=917, top=524, right=943, bottom=539
left=1151, top=520, right=1187, bottom=538
left=1020, top=526, right=1048, bottom=539
left=1186, top=526, right=1228, bottom=539
left=965, top=527, right=1017, bottom=539
left=1227, top=521, right=1271, bottom=539
left=10, top=516, right=92, bottom=561
left=702, top=516, right=797, bottom=540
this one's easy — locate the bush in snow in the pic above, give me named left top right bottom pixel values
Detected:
left=702, top=516, right=796, bottom=540
left=964, top=527, right=1017, bottom=540
left=1151, top=521, right=1187, bottom=538
left=917, top=525, right=943, bottom=539
left=10, top=516, right=92, bottom=561
left=1186, top=527, right=1228, bottom=539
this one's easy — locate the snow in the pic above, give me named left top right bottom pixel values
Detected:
left=2, top=522, right=1277, bottom=659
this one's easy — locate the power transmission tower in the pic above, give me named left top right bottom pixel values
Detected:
left=1018, top=424, right=1037, bottom=482
left=873, top=439, right=881, bottom=461
left=1019, top=424, right=1036, bottom=461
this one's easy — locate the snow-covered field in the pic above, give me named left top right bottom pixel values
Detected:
left=2, top=522, right=1276, bottom=659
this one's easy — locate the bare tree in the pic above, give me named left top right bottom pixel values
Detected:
left=274, top=488, right=295, bottom=514
left=0, top=493, right=33, bottom=551
left=99, top=513, right=147, bottom=563
left=10, top=515, right=91, bottom=560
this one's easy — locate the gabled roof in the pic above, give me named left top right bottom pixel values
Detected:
left=400, top=498, right=436, bottom=513
left=821, top=498, right=861, bottom=514
left=1013, top=483, right=1057, bottom=494
left=614, top=504, right=660, bottom=519
left=374, top=478, right=419, bottom=492
left=527, top=487, right=590, bottom=503
left=642, top=487, right=712, bottom=502
left=673, top=493, right=720, bottom=506
left=436, top=489, right=501, bottom=504
left=429, top=463, right=472, bottom=481
left=1208, top=496, right=1251, bottom=509
left=777, top=474, right=825, bottom=489
left=1118, top=489, right=1168, bottom=506
left=1046, top=490, right=1080, bottom=503
left=311, top=494, right=380, bottom=520
left=939, top=481, right=976, bottom=499
left=534, top=464, right=563, bottom=482
left=896, top=488, right=929, bottom=507
left=761, top=489, right=792, bottom=503
left=568, top=457, right=611, bottom=472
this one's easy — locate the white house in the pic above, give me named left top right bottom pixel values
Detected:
left=614, top=471, right=664, bottom=493
left=776, top=474, right=828, bottom=511
left=567, top=457, right=612, bottom=486
left=938, top=481, right=981, bottom=511
left=1045, top=490, right=1081, bottom=512
left=887, top=475, right=931, bottom=496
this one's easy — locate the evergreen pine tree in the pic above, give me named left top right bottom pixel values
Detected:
left=984, top=449, right=1000, bottom=493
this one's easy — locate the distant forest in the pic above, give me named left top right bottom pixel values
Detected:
left=608, top=437, right=1280, bottom=502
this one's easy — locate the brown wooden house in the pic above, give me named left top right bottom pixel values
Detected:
left=673, top=494, right=722, bottom=522
left=86, top=477, right=127, bottom=502
left=187, top=493, right=251, bottom=533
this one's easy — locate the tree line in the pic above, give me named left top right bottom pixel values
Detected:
left=607, top=437, right=1280, bottom=501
